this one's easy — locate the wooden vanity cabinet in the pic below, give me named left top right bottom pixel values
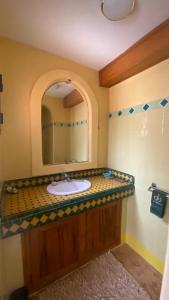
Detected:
left=22, top=200, right=122, bottom=293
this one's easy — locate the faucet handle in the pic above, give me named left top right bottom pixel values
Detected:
left=63, top=173, right=71, bottom=182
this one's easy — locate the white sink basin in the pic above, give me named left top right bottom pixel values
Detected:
left=47, top=179, right=91, bottom=196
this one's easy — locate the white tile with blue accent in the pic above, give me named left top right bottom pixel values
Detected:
left=108, top=97, right=169, bottom=119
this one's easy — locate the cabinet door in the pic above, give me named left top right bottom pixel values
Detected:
left=22, top=214, right=83, bottom=292
left=22, top=201, right=122, bottom=293
left=85, top=207, right=103, bottom=257
left=101, top=201, right=121, bottom=248
left=85, top=201, right=121, bottom=258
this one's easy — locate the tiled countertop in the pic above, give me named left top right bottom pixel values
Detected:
left=0, top=168, right=135, bottom=239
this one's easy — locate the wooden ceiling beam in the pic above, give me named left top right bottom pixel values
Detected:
left=99, top=19, right=169, bottom=88
left=63, top=89, right=83, bottom=108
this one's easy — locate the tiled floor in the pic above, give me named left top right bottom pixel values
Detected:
left=112, top=244, right=162, bottom=300
left=31, top=244, right=162, bottom=300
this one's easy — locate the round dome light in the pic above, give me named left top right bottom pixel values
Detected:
left=101, top=0, right=136, bottom=21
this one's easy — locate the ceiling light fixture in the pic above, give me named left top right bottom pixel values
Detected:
left=54, top=79, right=72, bottom=89
left=101, top=0, right=136, bottom=21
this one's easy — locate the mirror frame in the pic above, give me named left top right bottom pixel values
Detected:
left=30, top=69, right=98, bottom=176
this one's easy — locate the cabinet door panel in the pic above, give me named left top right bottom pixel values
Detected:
left=101, top=201, right=121, bottom=248
left=86, top=208, right=103, bottom=257
left=22, top=215, right=81, bottom=291
left=37, top=220, right=79, bottom=278
left=85, top=201, right=122, bottom=258
left=22, top=201, right=122, bottom=293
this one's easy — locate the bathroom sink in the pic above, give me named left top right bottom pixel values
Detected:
left=47, top=179, right=91, bottom=196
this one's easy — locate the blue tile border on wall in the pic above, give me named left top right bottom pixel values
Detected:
left=43, top=119, right=88, bottom=129
left=108, top=97, right=169, bottom=119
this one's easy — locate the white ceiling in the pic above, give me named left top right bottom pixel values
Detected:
left=45, top=82, right=74, bottom=98
left=0, top=0, right=169, bottom=70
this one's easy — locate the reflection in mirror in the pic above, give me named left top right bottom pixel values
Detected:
left=42, top=81, right=89, bottom=165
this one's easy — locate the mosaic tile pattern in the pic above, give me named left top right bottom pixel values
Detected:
left=42, top=119, right=88, bottom=129
left=110, top=170, right=133, bottom=183
left=2, top=186, right=134, bottom=239
left=108, top=97, right=169, bottom=119
left=0, top=168, right=135, bottom=239
left=4, top=168, right=134, bottom=189
left=4, top=177, right=127, bottom=216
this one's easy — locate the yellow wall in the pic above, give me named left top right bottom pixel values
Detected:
left=0, top=36, right=108, bottom=297
left=0, top=46, right=4, bottom=180
left=43, top=95, right=70, bottom=122
left=42, top=95, right=70, bottom=163
left=70, top=100, right=88, bottom=121
left=0, top=236, right=24, bottom=298
left=0, top=138, right=2, bottom=179
left=108, top=58, right=169, bottom=273
left=70, top=101, right=88, bottom=162
left=42, top=95, right=88, bottom=163
left=109, top=58, right=169, bottom=112
left=0, top=36, right=108, bottom=181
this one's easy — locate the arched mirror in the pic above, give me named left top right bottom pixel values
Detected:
left=41, top=80, right=89, bottom=165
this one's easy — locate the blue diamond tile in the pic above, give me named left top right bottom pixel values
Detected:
left=129, top=108, right=134, bottom=114
left=118, top=111, right=122, bottom=116
left=160, top=98, right=169, bottom=107
left=143, top=104, right=150, bottom=111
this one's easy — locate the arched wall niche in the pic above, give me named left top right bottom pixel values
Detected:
left=30, top=69, right=98, bottom=176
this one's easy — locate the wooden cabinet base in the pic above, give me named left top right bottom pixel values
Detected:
left=22, top=200, right=122, bottom=293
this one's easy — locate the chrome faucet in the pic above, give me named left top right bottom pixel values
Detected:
left=63, top=173, right=71, bottom=182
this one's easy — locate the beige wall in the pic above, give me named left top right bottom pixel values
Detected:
left=0, top=58, right=4, bottom=297
left=42, top=104, right=54, bottom=164
left=160, top=227, right=169, bottom=300
left=70, top=100, right=88, bottom=121
left=0, top=45, right=4, bottom=181
left=109, top=58, right=169, bottom=112
left=43, top=95, right=70, bottom=123
left=108, top=58, right=169, bottom=272
left=0, top=138, right=2, bottom=180
left=42, top=95, right=70, bottom=163
left=0, top=236, right=24, bottom=298
left=42, top=95, right=89, bottom=164
left=0, top=36, right=108, bottom=180
left=70, top=101, right=88, bottom=162
left=0, top=36, right=108, bottom=297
